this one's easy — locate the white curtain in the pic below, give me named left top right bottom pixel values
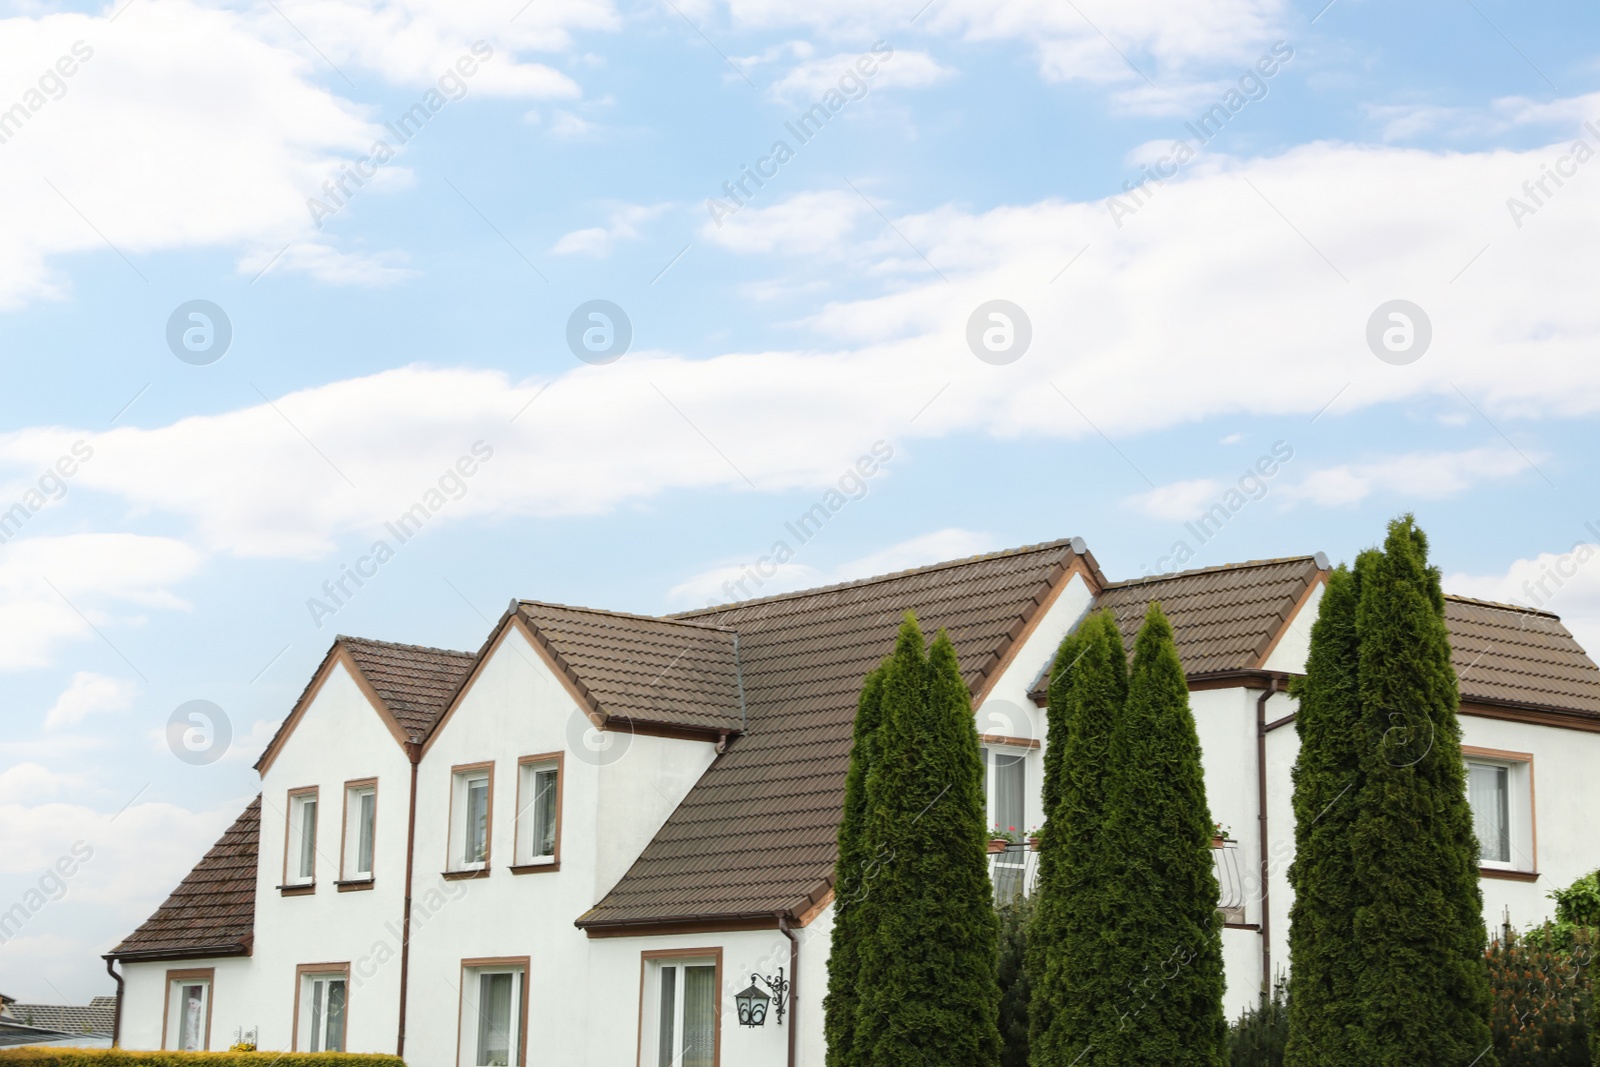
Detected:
left=681, top=966, right=716, bottom=1067
left=1468, top=763, right=1509, bottom=863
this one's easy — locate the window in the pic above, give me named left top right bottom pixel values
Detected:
left=641, top=952, right=720, bottom=1067
left=1463, top=747, right=1536, bottom=874
left=285, top=788, right=319, bottom=888
left=341, top=779, right=377, bottom=884
left=514, top=754, right=562, bottom=869
left=981, top=747, right=1027, bottom=838
left=163, top=969, right=212, bottom=1051
left=450, top=763, right=494, bottom=872
left=458, top=958, right=527, bottom=1067
left=295, top=965, right=349, bottom=1052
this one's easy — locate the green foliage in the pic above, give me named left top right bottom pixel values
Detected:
left=1028, top=611, right=1126, bottom=1066
left=1350, top=516, right=1495, bottom=1066
left=998, top=895, right=1036, bottom=1067
left=1228, top=980, right=1289, bottom=1067
left=1284, top=564, right=1363, bottom=1067
left=825, top=665, right=887, bottom=1066
left=851, top=614, right=1002, bottom=1067
left=1096, top=602, right=1227, bottom=1066
left=0, top=1054, right=402, bottom=1067
left=1552, top=872, right=1600, bottom=931
left=1486, top=924, right=1593, bottom=1066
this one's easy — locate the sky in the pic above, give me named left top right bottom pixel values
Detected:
left=4, top=0, right=1600, bottom=1005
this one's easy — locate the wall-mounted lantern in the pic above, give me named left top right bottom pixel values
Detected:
left=734, top=967, right=791, bottom=1027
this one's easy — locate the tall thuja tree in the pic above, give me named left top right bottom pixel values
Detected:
left=1351, top=516, right=1494, bottom=1065
left=825, top=665, right=886, bottom=1066
left=1284, top=564, right=1363, bottom=1067
left=1029, top=611, right=1127, bottom=1067
left=853, top=615, right=1002, bottom=1067
left=1098, top=602, right=1227, bottom=1067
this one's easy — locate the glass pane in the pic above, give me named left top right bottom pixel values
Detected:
left=299, top=799, right=317, bottom=880
left=309, top=979, right=324, bottom=1053
left=466, top=779, right=489, bottom=864
left=534, top=769, right=557, bottom=857
left=657, top=966, right=676, bottom=1067
left=682, top=965, right=716, bottom=1067
left=1468, top=763, right=1510, bottom=863
left=477, top=972, right=513, bottom=1066
left=357, top=792, right=375, bottom=875
left=179, top=985, right=205, bottom=1051
left=981, top=748, right=990, bottom=830
left=995, top=753, right=1025, bottom=837
left=325, top=980, right=346, bottom=1052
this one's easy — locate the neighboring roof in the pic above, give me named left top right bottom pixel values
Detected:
left=338, top=636, right=478, bottom=738
left=108, top=797, right=259, bottom=961
left=577, top=538, right=1089, bottom=929
left=1446, top=596, right=1600, bottom=716
left=0, top=1020, right=77, bottom=1048
left=516, top=602, right=745, bottom=734
left=1, top=999, right=116, bottom=1036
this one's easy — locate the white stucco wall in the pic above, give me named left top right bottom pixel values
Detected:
left=118, top=956, right=254, bottom=1051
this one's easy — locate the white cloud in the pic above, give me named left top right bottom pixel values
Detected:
left=42, top=672, right=136, bottom=729
left=0, top=534, right=203, bottom=670
left=0, top=763, right=83, bottom=805
left=1278, top=447, right=1537, bottom=508
left=1367, top=91, right=1600, bottom=143
left=699, top=189, right=868, bottom=256
left=551, top=203, right=670, bottom=256
left=767, top=48, right=952, bottom=102
left=1126, top=478, right=1225, bottom=521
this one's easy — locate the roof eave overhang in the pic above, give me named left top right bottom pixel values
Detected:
left=103, top=942, right=252, bottom=964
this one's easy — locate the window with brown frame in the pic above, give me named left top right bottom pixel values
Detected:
left=293, top=962, right=350, bottom=1052
left=512, top=753, right=562, bottom=871
left=448, top=762, right=494, bottom=873
left=457, top=956, right=529, bottom=1067
left=339, top=778, right=378, bottom=887
left=638, top=948, right=721, bottom=1067
left=162, top=968, right=213, bottom=1051
left=282, top=786, right=319, bottom=891
left=1463, top=746, right=1537, bottom=877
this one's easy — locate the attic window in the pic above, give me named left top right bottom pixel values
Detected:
left=513, top=754, right=562, bottom=870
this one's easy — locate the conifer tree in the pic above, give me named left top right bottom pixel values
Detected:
left=1284, top=564, right=1364, bottom=1067
left=853, top=615, right=1002, bottom=1067
left=1028, top=611, right=1126, bottom=1066
left=825, top=665, right=886, bottom=1066
left=1350, top=516, right=1494, bottom=1065
left=1097, top=602, right=1227, bottom=1066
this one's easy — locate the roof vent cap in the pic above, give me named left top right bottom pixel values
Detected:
left=1313, top=551, right=1330, bottom=570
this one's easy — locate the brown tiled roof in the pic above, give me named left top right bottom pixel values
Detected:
left=3, top=999, right=117, bottom=1036
left=576, top=539, right=1087, bottom=928
left=517, top=603, right=745, bottom=733
left=338, top=636, right=478, bottom=738
left=108, top=797, right=259, bottom=961
left=1446, top=596, right=1600, bottom=716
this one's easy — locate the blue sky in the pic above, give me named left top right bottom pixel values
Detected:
left=3, top=0, right=1600, bottom=1003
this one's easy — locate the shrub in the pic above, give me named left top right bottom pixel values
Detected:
left=997, top=894, right=1034, bottom=1067
left=1486, top=924, right=1593, bottom=1067
left=1229, top=980, right=1289, bottom=1067
left=1552, top=872, right=1600, bottom=931
left=0, top=1053, right=403, bottom=1067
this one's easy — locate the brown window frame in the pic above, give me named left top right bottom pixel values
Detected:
left=511, top=752, right=564, bottom=873
left=337, top=777, right=379, bottom=889
left=455, top=955, right=531, bottom=1067
left=636, top=947, right=723, bottom=1067
left=280, top=786, right=320, bottom=894
left=446, top=761, right=496, bottom=876
left=1463, top=745, right=1538, bottom=878
left=160, top=967, right=214, bottom=1051
left=291, top=961, right=351, bottom=1052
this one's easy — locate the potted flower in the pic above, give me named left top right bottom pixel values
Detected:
left=989, top=825, right=1022, bottom=853
left=1027, top=824, right=1043, bottom=850
left=1212, top=821, right=1233, bottom=849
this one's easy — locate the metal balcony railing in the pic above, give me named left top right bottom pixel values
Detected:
left=988, top=838, right=1248, bottom=921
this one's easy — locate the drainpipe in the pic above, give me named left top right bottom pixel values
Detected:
left=396, top=740, right=421, bottom=1057
left=104, top=957, right=124, bottom=1048
left=778, top=915, right=798, bottom=1067
left=1255, top=678, right=1279, bottom=999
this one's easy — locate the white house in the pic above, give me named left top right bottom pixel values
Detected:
left=106, top=537, right=1600, bottom=1064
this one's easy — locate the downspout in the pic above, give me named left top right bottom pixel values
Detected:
left=104, top=957, right=124, bottom=1048
left=1255, top=678, right=1279, bottom=999
left=779, top=914, right=798, bottom=1067
left=397, top=740, right=421, bottom=1057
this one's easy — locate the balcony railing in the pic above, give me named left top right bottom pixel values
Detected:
left=988, top=837, right=1248, bottom=920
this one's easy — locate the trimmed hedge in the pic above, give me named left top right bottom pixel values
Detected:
left=0, top=1053, right=404, bottom=1067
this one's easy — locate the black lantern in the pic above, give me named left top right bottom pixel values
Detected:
left=734, top=967, right=791, bottom=1027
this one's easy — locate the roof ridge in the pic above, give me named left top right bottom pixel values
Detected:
left=336, top=634, right=476, bottom=658
left=1444, top=593, right=1561, bottom=619
left=669, top=537, right=1084, bottom=617
left=518, top=600, right=736, bottom=632
left=1104, top=554, right=1322, bottom=588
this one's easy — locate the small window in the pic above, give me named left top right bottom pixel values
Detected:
left=342, top=781, right=377, bottom=881
left=515, top=755, right=561, bottom=868
left=296, top=967, right=348, bottom=1052
left=451, top=764, right=494, bottom=871
left=1463, top=748, right=1535, bottom=873
left=982, top=747, right=1027, bottom=838
left=286, top=789, right=319, bottom=886
left=164, top=970, right=212, bottom=1051
left=643, top=955, right=719, bottom=1067
left=459, top=961, right=526, bottom=1067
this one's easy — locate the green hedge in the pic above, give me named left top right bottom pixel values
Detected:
left=0, top=1052, right=403, bottom=1067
